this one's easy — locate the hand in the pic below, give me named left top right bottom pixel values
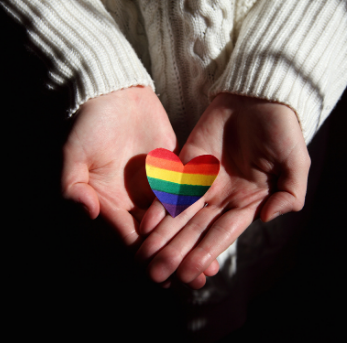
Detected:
left=62, top=86, right=177, bottom=248
left=136, top=93, right=311, bottom=288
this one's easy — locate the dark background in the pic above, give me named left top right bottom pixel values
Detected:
left=2, top=7, right=346, bottom=342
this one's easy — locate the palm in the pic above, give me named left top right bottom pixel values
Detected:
left=188, top=95, right=301, bottom=215
left=136, top=93, right=310, bottom=288
left=62, top=86, right=177, bottom=247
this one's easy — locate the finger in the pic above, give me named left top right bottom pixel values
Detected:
left=130, top=208, right=148, bottom=225
left=187, top=273, right=206, bottom=290
left=135, top=197, right=205, bottom=265
left=63, top=182, right=100, bottom=219
left=138, top=198, right=166, bottom=236
left=176, top=206, right=256, bottom=283
left=203, top=259, right=219, bottom=277
left=146, top=205, right=220, bottom=283
left=260, top=150, right=311, bottom=222
left=260, top=191, right=300, bottom=222
left=100, top=198, right=142, bottom=248
left=160, top=279, right=172, bottom=289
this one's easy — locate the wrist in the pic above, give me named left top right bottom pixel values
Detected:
left=212, top=92, right=300, bottom=125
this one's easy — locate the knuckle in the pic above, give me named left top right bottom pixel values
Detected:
left=158, top=247, right=182, bottom=271
left=198, top=245, right=214, bottom=262
left=187, top=221, right=205, bottom=235
left=179, top=260, right=204, bottom=283
left=179, top=247, right=213, bottom=283
left=211, top=223, right=233, bottom=242
left=178, top=209, right=191, bottom=223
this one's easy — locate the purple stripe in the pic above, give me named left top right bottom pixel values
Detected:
left=153, top=190, right=200, bottom=205
left=161, top=203, right=192, bottom=218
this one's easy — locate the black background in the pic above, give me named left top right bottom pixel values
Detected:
left=2, top=7, right=346, bottom=342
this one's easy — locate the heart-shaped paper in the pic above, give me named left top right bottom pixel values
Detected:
left=145, top=148, right=220, bottom=218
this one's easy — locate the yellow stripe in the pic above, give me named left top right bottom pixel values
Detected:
left=146, top=165, right=217, bottom=186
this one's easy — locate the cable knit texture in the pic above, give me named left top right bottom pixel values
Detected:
left=2, top=0, right=155, bottom=116
left=210, top=0, right=347, bottom=143
left=2, top=0, right=347, bottom=144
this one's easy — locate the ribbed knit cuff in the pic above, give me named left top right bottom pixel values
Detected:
left=210, top=0, right=347, bottom=144
left=2, top=0, right=155, bottom=116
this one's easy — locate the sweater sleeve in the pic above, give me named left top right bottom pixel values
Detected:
left=1, top=0, right=155, bottom=116
left=209, top=0, right=347, bottom=144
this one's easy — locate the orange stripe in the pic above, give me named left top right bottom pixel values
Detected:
left=146, top=155, right=184, bottom=173
left=146, top=155, right=219, bottom=175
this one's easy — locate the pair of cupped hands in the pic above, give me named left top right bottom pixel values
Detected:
left=62, top=86, right=310, bottom=289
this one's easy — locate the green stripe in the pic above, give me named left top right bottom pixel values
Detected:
left=147, top=177, right=210, bottom=196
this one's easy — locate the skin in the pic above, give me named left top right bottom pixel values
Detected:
left=135, top=93, right=311, bottom=289
left=62, top=87, right=310, bottom=289
left=61, top=86, right=178, bottom=248
left=61, top=85, right=219, bottom=285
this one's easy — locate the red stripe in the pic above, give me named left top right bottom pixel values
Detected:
left=184, top=164, right=219, bottom=175
left=147, top=149, right=220, bottom=174
left=186, top=155, right=219, bottom=165
left=148, top=148, right=181, bottom=162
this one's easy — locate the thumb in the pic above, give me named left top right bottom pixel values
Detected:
left=63, top=181, right=100, bottom=219
left=260, top=149, right=311, bottom=222
left=62, top=146, right=100, bottom=219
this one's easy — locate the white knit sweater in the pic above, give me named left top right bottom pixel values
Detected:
left=2, top=0, right=347, bottom=145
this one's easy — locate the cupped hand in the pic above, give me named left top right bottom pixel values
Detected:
left=62, top=86, right=177, bottom=248
left=136, top=93, right=311, bottom=288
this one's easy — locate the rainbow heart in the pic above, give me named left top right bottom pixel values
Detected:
left=145, top=148, right=220, bottom=218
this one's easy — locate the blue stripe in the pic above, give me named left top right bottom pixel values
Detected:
left=153, top=190, right=201, bottom=205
